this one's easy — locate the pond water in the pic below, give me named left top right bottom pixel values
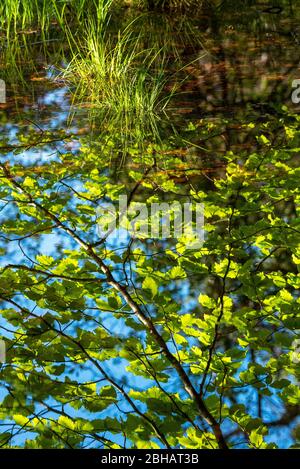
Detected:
left=0, top=1, right=300, bottom=450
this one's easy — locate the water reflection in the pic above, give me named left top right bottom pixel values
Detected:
left=0, top=2, right=300, bottom=449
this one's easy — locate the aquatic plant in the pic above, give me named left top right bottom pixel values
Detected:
left=62, top=20, right=175, bottom=141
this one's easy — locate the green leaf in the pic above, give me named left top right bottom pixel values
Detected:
left=142, top=276, right=158, bottom=298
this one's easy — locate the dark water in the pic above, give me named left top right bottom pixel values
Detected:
left=0, top=2, right=300, bottom=449
left=2, top=5, right=300, bottom=168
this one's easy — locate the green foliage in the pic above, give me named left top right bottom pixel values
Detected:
left=0, top=0, right=114, bottom=34
left=0, top=109, right=299, bottom=448
left=0, top=0, right=300, bottom=451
